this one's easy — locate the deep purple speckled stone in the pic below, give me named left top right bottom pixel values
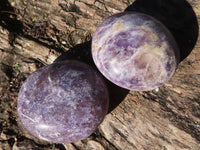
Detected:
left=92, top=12, right=179, bottom=91
left=17, top=60, right=109, bottom=143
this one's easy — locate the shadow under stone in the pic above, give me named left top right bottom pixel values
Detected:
left=125, top=0, right=199, bottom=62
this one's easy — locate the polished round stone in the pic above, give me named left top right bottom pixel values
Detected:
left=92, top=12, right=179, bottom=91
left=17, top=60, right=109, bottom=143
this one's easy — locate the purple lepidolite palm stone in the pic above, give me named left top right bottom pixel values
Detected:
left=17, top=60, right=109, bottom=143
left=92, top=12, right=179, bottom=91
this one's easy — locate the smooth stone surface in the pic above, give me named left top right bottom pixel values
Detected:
left=17, top=60, right=109, bottom=143
left=92, top=12, right=179, bottom=91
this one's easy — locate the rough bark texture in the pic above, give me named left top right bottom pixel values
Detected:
left=0, top=0, right=200, bottom=149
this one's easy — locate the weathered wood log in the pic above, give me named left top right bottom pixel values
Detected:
left=0, top=0, right=199, bottom=149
